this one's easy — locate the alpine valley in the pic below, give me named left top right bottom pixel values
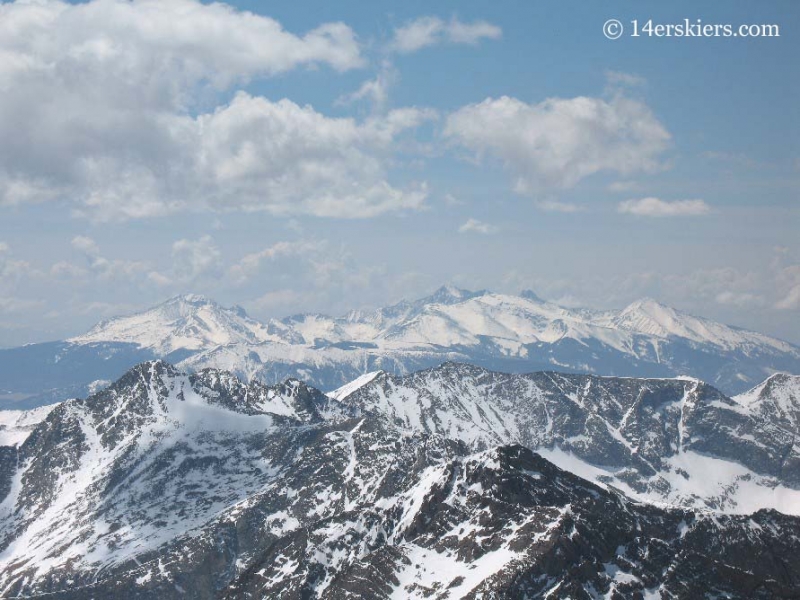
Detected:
left=1, top=287, right=799, bottom=407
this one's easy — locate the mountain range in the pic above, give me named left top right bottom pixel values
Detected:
left=1, top=360, right=800, bottom=598
left=1, top=287, right=799, bottom=408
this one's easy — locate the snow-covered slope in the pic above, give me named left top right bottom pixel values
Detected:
left=285, top=287, right=796, bottom=355
left=5, top=287, right=800, bottom=407
left=606, top=297, right=791, bottom=352
left=328, top=371, right=382, bottom=401
left=69, top=294, right=302, bottom=354
left=338, top=363, right=800, bottom=515
left=0, top=404, right=60, bottom=446
left=2, top=362, right=799, bottom=599
left=196, top=287, right=800, bottom=395
left=734, top=372, right=800, bottom=426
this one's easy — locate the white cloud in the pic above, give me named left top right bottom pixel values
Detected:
left=607, top=180, right=642, bottom=193
left=185, top=94, right=432, bottom=220
left=228, top=240, right=322, bottom=285
left=715, top=291, right=766, bottom=308
left=458, top=218, right=499, bottom=235
left=50, top=261, right=89, bottom=280
left=776, top=285, right=800, bottom=310
left=0, top=0, right=433, bottom=221
left=170, top=236, right=222, bottom=283
left=248, top=289, right=307, bottom=312
left=0, top=297, right=45, bottom=314
left=71, top=235, right=101, bottom=257
left=703, top=151, right=759, bottom=169
left=605, top=70, right=646, bottom=88
left=444, top=94, right=670, bottom=194
left=774, top=254, right=800, bottom=310
left=618, top=197, right=710, bottom=217
left=2, top=87, right=432, bottom=220
left=69, top=235, right=148, bottom=280
left=139, top=234, right=226, bottom=287
left=390, top=16, right=501, bottom=53
left=0, top=0, right=362, bottom=92
left=337, top=61, right=397, bottom=110
left=228, top=238, right=398, bottom=317
left=445, top=19, right=503, bottom=45
left=535, top=200, right=582, bottom=213
left=0, top=242, right=30, bottom=289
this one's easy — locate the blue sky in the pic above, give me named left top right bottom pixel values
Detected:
left=0, top=0, right=798, bottom=345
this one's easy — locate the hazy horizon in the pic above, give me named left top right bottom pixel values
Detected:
left=0, top=0, right=798, bottom=346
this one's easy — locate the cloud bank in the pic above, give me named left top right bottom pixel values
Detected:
left=618, top=197, right=710, bottom=217
left=0, top=0, right=432, bottom=221
left=390, top=16, right=501, bottom=53
left=444, top=95, right=671, bottom=193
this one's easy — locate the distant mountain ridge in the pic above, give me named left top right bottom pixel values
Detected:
left=2, top=287, right=799, bottom=406
left=71, top=293, right=304, bottom=353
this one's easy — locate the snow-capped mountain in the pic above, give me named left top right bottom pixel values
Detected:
left=334, top=363, right=800, bottom=515
left=0, top=404, right=60, bottom=447
left=1, top=361, right=799, bottom=598
left=70, top=294, right=303, bottom=354
left=2, top=287, right=799, bottom=407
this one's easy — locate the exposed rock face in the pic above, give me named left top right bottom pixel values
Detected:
left=1, top=361, right=800, bottom=598
left=337, top=363, right=800, bottom=513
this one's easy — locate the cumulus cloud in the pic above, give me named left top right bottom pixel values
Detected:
left=774, top=252, right=800, bottom=310
left=715, top=291, right=766, bottom=308
left=248, top=289, right=307, bottom=312
left=228, top=240, right=322, bottom=285
left=0, top=0, right=362, bottom=91
left=226, top=238, right=397, bottom=317
left=605, top=70, right=646, bottom=88
left=618, top=197, right=710, bottom=217
left=3, top=89, right=432, bottom=220
left=458, top=218, right=499, bottom=234
left=183, top=94, right=432, bottom=219
left=0, top=0, right=432, bottom=221
left=607, top=180, right=642, bottom=193
left=71, top=236, right=101, bottom=257
left=68, top=236, right=148, bottom=280
left=535, top=200, right=581, bottom=213
left=62, top=233, right=239, bottom=292
left=444, top=94, right=670, bottom=194
left=169, top=236, right=223, bottom=283
left=776, top=285, right=800, bottom=310
left=390, top=16, right=501, bottom=53
left=337, top=61, right=397, bottom=110
left=0, top=242, right=30, bottom=290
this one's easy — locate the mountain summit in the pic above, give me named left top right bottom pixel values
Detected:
left=70, top=294, right=301, bottom=354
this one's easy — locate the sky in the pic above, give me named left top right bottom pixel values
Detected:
left=0, top=0, right=798, bottom=346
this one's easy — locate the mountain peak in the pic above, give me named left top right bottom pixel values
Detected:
left=160, top=294, right=249, bottom=318
left=614, top=297, right=691, bottom=338
left=520, top=289, right=545, bottom=303
left=69, top=294, right=279, bottom=354
left=430, top=284, right=472, bottom=301
left=168, top=293, right=213, bottom=305
left=622, top=297, right=673, bottom=314
left=423, top=284, right=486, bottom=305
